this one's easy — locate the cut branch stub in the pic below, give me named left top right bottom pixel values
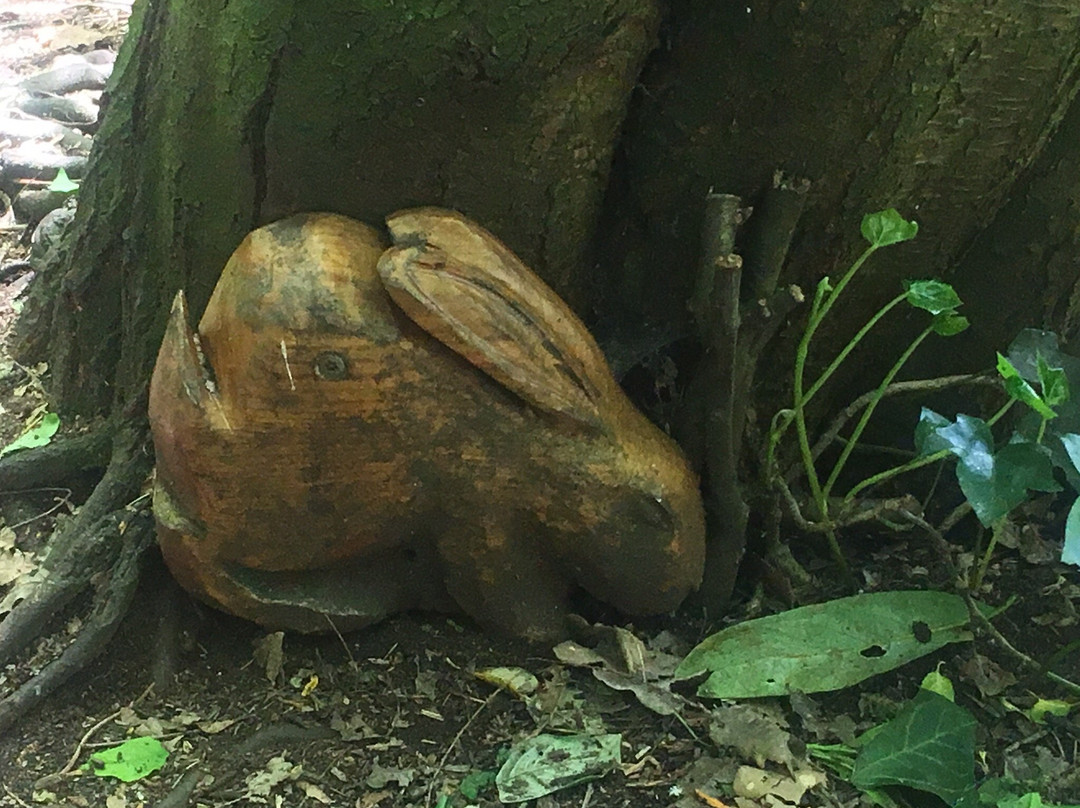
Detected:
left=148, top=210, right=708, bottom=639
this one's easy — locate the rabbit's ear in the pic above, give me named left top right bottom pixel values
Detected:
left=380, top=208, right=616, bottom=429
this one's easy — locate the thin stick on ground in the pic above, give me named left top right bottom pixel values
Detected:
left=899, top=508, right=1080, bottom=697
left=425, top=688, right=501, bottom=808
left=804, top=373, right=997, bottom=472
left=36, top=683, right=156, bottom=787
left=965, top=597, right=1080, bottom=697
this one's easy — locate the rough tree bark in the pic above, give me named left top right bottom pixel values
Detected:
left=1, top=0, right=664, bottom=731
left=4, top=0, right=1080, bottom=729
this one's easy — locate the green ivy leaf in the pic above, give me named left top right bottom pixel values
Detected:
left=931, top=312, right=970, bottom=336
left=995, top=441, right=1061, bottom=492
left=459, top=770, right=497, bottom=801
left=998, top=353, right=1056, bottom=420
left=861, top=209, right=918, bottom=248
left=1061, top=433, right=1080, bottom=475
left=904, top=280, right=962, bottom=314
left=914, top=408, right=953, bottom=456
left=955, top=779, right=1070, bottom=808
left=969, top=441, right=1057, bottom=525
left=1063, top=499, right=1080, bottom=566
left=1037, top=354, right=1069, bottom=407
left=47, top=167, right=79, bottom=194
left=852, top=690, right=976, bottom=804
left=920, top=667, right=955, bottom=701
left=0, top=412, right=60, bottom=457
left=925, top=414, right=1060, bottom=525
left=1007, top=329, right=1066, bottom=381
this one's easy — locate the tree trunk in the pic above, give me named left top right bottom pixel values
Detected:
left=17, top=0, right=661, bottom=416
left=602, top=0, right=1080, bottom=390
left=6, top=0, right=1080, bottom=729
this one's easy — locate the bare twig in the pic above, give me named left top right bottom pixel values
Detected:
left=1, top=782, right=32, bottom=808
left=37, top=683, right=155, bottom=787
left=689, top=193, right=750, bottom=615
left=3, top=489, right=73, bottom=530
left=967, top=598, right=1080, bottom=696
left=775, top=477, right=814, bottom=531
left=939, top=501, right=973, bottom=535
left=803, top=373, right=997, bottom=474
left=895, top=508, right=960, bottom=582
left=324, top=614, right=357, bottom=669
left=424, top=688, right=501, bottom=808
left=897, top=508, right=1080, bottom=696
left=740, top=174, right=809, bottom=304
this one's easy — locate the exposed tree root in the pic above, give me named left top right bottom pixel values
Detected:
left=153, top=722, right=340, bottom=808
left=0, top=426, right=111, bottom=490
left=0, top=419, right=155, bottom=732
left=0, top=503, right=154, bottom=733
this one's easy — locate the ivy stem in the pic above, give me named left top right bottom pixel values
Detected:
left=845, top=449, right=951, bottom=501
left=984, top=398, right=1015, bottom=427
left=790, top=248, right=876, bottom=575
left=804, top=291, right=907, bottom=406
left=823, top=324, right=934, bottom=501
left=971, top=518, right=1005, bottom=590
left=813, top=245, right=878, bottom=328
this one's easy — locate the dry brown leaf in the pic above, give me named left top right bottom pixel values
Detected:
left=252, top=631, right=285, bottom=682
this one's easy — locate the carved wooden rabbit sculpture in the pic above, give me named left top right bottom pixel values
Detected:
left=149, top=209, right=705, bottom=639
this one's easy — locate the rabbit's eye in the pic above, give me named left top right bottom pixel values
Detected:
left=314, top=351, right=348, bottom=380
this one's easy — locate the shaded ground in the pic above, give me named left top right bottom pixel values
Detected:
left=0, top=530, right=1076, bottom=807
left=0, top=4, right=1078, bottom=807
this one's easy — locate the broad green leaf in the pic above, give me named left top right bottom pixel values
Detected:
left=1059, top=433, right=1080, bottom=473
left=47, top=167, right=79, bottom=193
left=1007, top=331, right=1080, bottom=468
left=1063, top=497, right=1080, bottom=567
left=674, top=591, right=971, bottom=699
left=0, top=412, right=60, bottom=457
left=1038, top=355, right=1070, bottom=407
left=496, top=734, right=621, bottom=803
left=934, top=413, right=994, bottom=473
left=998, top=353, right=1056, bottom=419
left=85, top=737, right=168, bottom=782
left=996, top=441, right=1060, bottom=493
left=861, top=209, right=918, bottom=247
left=914, top=408, right=953, bottom=456
left=931, top=311, right=969, bottom=336
left=1046, top=434, right=1080, bottom=493
left=954, top=438, right=1060, bottom=526
left=851, top=689, right=976, bottom=804
left=904, top=280, right=961, bottom=314
left=934, top=417, right=1061, bottom=526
